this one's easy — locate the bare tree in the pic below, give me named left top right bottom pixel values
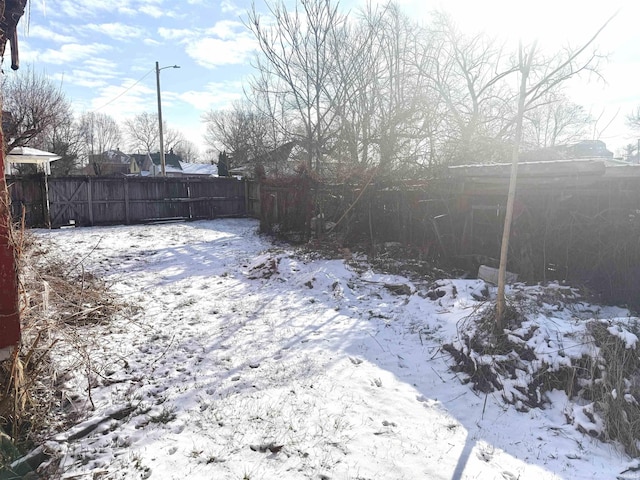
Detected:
left=248, top=0, right=344, bottom=173
left=203, top=101, right=274, bottom=168
left=44, top=110, right=83, bottom=176
left=522, top=93, right=592, bottom=149
left=1, top=67, right=71, bottom=150
left=162, top=127, right=184, bottom=153
left=427, top=12, right=519, bottom=165
left=328, top=2, right=439, bottom=174
left=123, top=111, right=184, bottom=155
left=622, top=143, right=637, bottom=162
left=496, top=17, right=611, bottom=328
left=626, top=106, right=640, bottom=131
left=173, top=138, right=200, bottom=163
left=78, top=111, right=122, bottom=160
left=124, top=112, right=158, bottom=153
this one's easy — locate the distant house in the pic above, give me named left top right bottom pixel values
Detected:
left=521, top=140, right=613, bottom=162
left=129, top=153, right=152, bottom=175
left=79, top=149, right=219, bottom=178
left=226, top=141, right=298, bottom=179
left=84, top=149, right=131, bottom=176
left=148, top=150, right=184, bottom=177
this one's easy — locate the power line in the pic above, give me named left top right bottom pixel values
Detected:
left=92, top=68, right=154, bottom=112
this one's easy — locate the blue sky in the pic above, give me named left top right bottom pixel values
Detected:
left=11, top=0, right=640, bottom=157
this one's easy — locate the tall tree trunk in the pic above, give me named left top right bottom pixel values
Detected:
left=496, top=43, right=535, bottom=329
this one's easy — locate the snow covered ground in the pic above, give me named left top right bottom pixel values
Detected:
left=31, top=218, right=638, bottom=479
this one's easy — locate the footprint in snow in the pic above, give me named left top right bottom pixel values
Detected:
left=476, top=445, right=494, bottom=462
left=349, top=357, right=363, bottom=365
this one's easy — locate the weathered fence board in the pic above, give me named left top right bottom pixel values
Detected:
left=7, top=175, right=256, bottom=228
left=11, top=168, right=640, bottom=310
left=258, top=171, right=640, bottom=311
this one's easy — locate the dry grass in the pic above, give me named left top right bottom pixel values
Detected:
left=0, top=220, right=126, bottom=471
left=586, top=320, right=640, bottom=456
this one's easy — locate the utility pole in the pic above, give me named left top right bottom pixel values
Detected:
left=155, top=61, right=180, bottom=176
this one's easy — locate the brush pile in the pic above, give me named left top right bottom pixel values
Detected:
left=444, top=283, right=640, bottom=456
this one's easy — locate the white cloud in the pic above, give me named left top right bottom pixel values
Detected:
left=26, top=25, right=76, bottom=43
left=25, top=43, right=112, bottom=65
left=34, top=0, right=123, bottom=19
left=207, top=20, right=246, bottom=40
left=52, top=71, right=107, bottom=89
left=157, top=20, right=256, bottom=69
left=91, top=79, right=156, bottom=119
left=30, top=0, right=180, bottom=20
left=180, top=81, right=244, bottom=112
left=157, top=27, right=193, bottom=42
left=85, top=23, right=145, bottom=40
left=186, top=36, right=256, bottom=69
left=83, top=57, right=119, bottom=75
left=140, top=5, right=164, bottom=18
left=220, top=0, right=245, bottom=16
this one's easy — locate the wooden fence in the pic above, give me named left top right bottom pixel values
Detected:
left=7, top=175, right=257, bottom=228
left=257, top=165, right=640, bottom=311
left=10, top=166, right=640, bottom=310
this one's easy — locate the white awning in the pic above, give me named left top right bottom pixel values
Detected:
left=6, top=147, right=61, bottom=175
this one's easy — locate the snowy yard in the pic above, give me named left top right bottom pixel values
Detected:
left=30, top=218, right=638, bottom=479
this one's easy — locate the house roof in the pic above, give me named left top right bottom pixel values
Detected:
left=7, top=147, right=61, bottom=164
left=444, top=158, right=640, bottom=195
left=130, top=153, right=150, bottom=169
left=520, top=140, right=613, bottom=162
left=102, top=149, right=131, bottom=164
left=179, top=162, right=218, bottom=176
left=150, top=151, right=182, bottom=170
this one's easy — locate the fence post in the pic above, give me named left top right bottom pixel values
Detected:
left=87, top=176, right=94, bottom=226
left=0, top=129, right=21, bottom=359
left=187, top=180, right=193, bottom=220
left=244, top=179, right=249, bottom=216
left=124, top=176, right=130, bottom=224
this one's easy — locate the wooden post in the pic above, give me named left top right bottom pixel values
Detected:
left=43, top=172, right=51, bottom=228
left=0, top=129, right=21, bottom=359
left=124, top=176, right=130, bottom=224
left=87, top=176, right=94, bottom=226
left=244, top=180, right=249, bottom=216
left=187, top=181, right=193, bottom=220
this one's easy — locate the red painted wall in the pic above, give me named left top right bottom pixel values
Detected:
left=0, top=130, right=20, bottom=350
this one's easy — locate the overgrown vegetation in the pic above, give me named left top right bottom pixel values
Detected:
left=0, top=226, right=126, bottom=475
left=444, top=287, right=640, bottom=456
